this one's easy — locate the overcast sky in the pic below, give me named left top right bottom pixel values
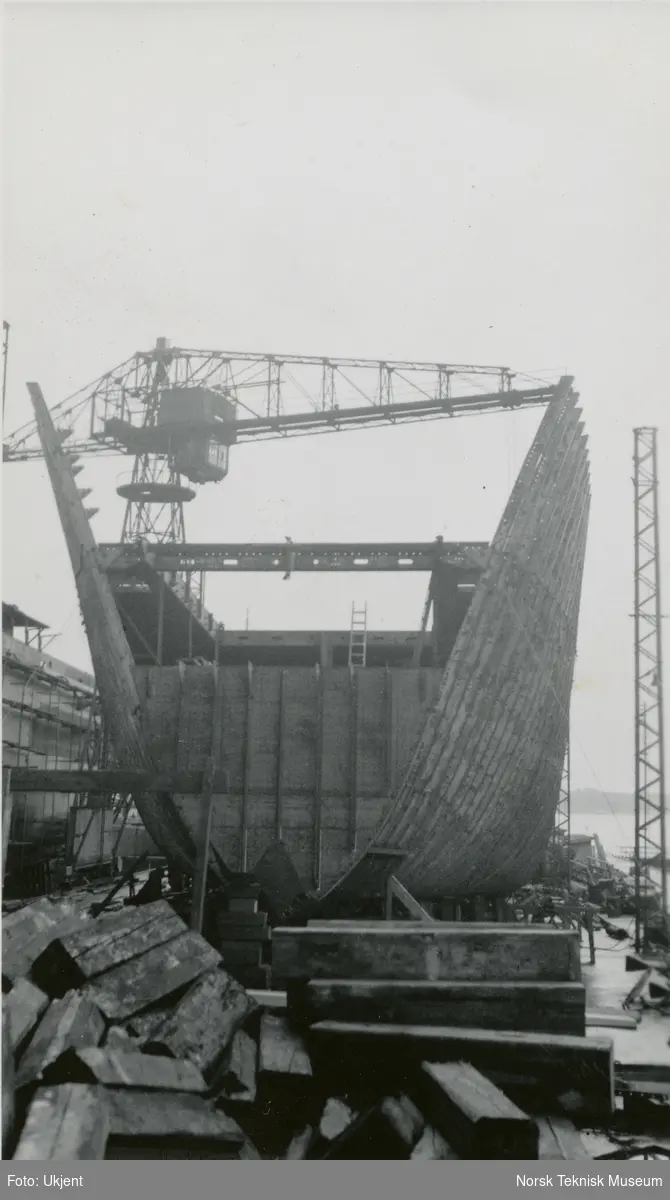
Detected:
left=3, top=2, right=669, bottom=799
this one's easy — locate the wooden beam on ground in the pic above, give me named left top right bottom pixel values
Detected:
left=84, top=931, right=221, bottom=1022
left=288, top=979, right=586, bottom=1036
left=15, top=993, right=106, bottom=1089
left=307, top=1021, right=615, bottom=1118
left=144, top=967, right=256, bottom=1081
left=272, top=924, right=581, bottom=984
left=416, top=1061, right=539, bottom=1159
left=33, top=900, right=184, bottom=995
left=104, top=1089, right=247, bottom=1159
left=13, top=1085, right=110, bottom=1161
left=47, top=1046, right=208, bottom=1093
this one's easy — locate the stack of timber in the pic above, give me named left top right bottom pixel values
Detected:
left=2, top=896, right=260, bottom=1159
left=213, top=878, right=271, bottom=990
left=3, top=895, right=627, bottom=1159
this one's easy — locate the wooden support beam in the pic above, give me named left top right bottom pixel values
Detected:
left=313, top=667, right=325, bottom=890
left=276, top=669, right=286, bottom=840
left=387, top=875, right=435, bottom=921
left=191, top=653, right=223, bottom=934
left=349, top=668, right=359, bottom=852
left=115, top=598, right=160, bottom=664
left=2, top=766, right=13, bottom=881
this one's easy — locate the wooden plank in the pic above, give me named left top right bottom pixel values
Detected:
left=290, top=979, right=586, bottom=1036
left=49, top=1045, right=208, bottom=1093
left=537, top=1116, right=590, bottom=1159
left=13, top=1085, right=109, bottom=1161
left=307, top=1021, right=615, bottom=1117
left=105, top=1088, right=246, bottom=1158
left=4, top=978, right=50, bottom=1053
left=272, top=925, right=581, bottom=984
left=246, top=988, right=287, bottom=1010
left=15, top=991, right=105, bottom=1089
left=85, top=930, right=221, bottom=1022
left=380, top=1095, right=424, bottom=1148
left=417, top=1061, right=539, bottom=1159
left=586, top=1009, right=639, bottom=1030
left=144, top=967, right=256, bottom=1080
left=32, top=901, right=185, bottom=995
left=388, top=876, right=435, bottom=921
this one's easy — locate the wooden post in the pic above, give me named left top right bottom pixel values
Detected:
left=386, top=666, right=396, bottom=796
left=349, top=669, right=359, bottom=853
left=241, top=662, right=253, bottom=872
left=276, top=670, right=286, bottom=840
left=190, top=760, right=217, bottom=934
left=313, top=666, right=325, bottom=890
left=2, top=767, right=13, bottom=882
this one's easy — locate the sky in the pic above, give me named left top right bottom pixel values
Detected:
left=2, top=1, right=669, bottom=798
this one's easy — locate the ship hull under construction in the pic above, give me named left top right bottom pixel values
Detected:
left=30, top=376, right=589, bottom=901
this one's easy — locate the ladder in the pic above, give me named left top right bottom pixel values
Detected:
left=349, top=602, right=368, bottom=668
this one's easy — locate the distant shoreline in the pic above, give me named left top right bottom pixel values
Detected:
left=571, top=789, right=637, bottom=816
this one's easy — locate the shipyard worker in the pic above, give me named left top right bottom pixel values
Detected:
left=283, top=536, right=295, bottom=581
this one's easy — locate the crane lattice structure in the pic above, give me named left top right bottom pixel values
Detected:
left=633, top=427, right=668, bottom=952
left=552, top=741, right=571, bottom=884
left=3, top=339, right=557, bottom=620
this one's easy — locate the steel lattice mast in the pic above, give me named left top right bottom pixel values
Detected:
left=633, top=427, right=668, bottom=951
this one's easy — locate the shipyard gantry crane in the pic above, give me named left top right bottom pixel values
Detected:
left=3, top=338, right=563, bottom=657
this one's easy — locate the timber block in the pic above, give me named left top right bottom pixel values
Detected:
left=32, top=900, right=185, bottom=996
left=271, top=925, right=581, bottom=985
left=13, top=1084, right=109, bottom=1160
left=3, top=978, right=50, bottom=1054
left=104, top=1088, right=247, bottom=1159
left=2, top=900, right=90, bottom=988
left=44, top=1045, right=208, bottom=1093
left=289, top=979, right=586, bottom=1036
left=307, top=1021, right=615, bottom=1119
left=15, top=990, right=105, bottom=1089
left=84, top=930, right=221, bottom=1022
left=537, top=1116, right=590, bottom=1159
left=143, top=966, right=256, bottom=1081
left=416, top=1061, right=539, bottom=1159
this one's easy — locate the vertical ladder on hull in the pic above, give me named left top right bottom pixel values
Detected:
left=349, top=602, right=368, bottom=668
